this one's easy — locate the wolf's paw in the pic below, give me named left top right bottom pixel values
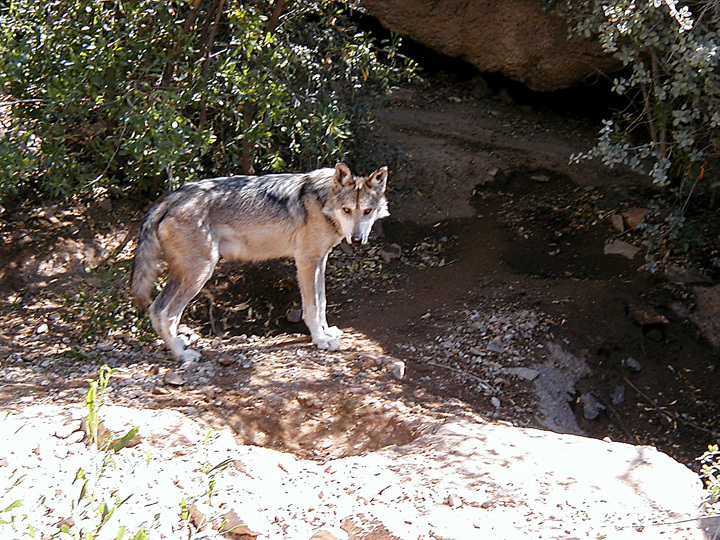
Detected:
left=180, top=348, right=201, bottom=362
left=324, top=325, right=343, bottom=339
left=312, top=334, right=340, bottom=352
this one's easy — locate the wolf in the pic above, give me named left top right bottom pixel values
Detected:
left=131, top=163, right=389, bottom=361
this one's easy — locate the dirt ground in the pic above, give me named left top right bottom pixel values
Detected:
left=1, top=78, right=719, bottom=474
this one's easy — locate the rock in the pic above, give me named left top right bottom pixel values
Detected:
left=217, top=354, right=237, bottom=367
left=500, top=366, right=540, bottom=381
left=580, top=392, right=605, bottom=420
left=530, top=174, right=550, bottom=183
left=286, top=308, right=303, bottom=324
left=603, top=239, right=640, bottom=259
left=36, top=323, right=49, bottom=334
left=490, top=396, right=501, bottom=409
left=628, top=303, right=669, bottom=327
left=665, top=264, right=712, bottom=284
left=622, top=357, right=642, bottom=373
left=611, top=384, right=625, bottom=406
left=96, top=340, right=113, bottom=352
left=486, top=341, right=504, bottom=353
left=359, top=0, right=619, bottom=91
left=690, top=284, right=720, bottom=350
left=621, top=207, right=647, bottom=229
left=610, top=213, right=625, bottom=232
left=379, top=243, right=402, bottom=264
left=309, top=531, right=342, bottom=540
left=163, top=369, right=184, bottom=387
left=389, top=360, right=406, bottom=379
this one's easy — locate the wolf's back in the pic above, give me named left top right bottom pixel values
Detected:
left=130, top=201, right=167, bottom=313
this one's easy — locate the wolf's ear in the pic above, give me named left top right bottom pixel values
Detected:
left=334, top=163, right=355, bottom=187
left=366, top=166, right=388, bottom=192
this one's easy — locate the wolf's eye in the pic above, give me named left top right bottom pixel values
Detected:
left=363, top=208, right=372, bottom=216
left=342, top=207, right=352, bottom=214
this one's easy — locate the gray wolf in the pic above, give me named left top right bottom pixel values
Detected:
left=131, top=163, right=389, bottom=361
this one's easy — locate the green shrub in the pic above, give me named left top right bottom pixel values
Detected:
left=552, top=0, right=719, bottom=195
left=0, top=0, right=415, bottom=204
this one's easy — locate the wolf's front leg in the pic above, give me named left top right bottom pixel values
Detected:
left=314, top=251, right=343, bottom=340
left=296, top=255, right=340, bottom=351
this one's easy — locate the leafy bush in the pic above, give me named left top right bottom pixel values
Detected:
left=552, top=0, right=719, bottom=195
left=0, top=0, right=415, bottom=203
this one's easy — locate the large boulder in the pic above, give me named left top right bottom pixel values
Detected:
left=360, top=0, right=618, bottom=91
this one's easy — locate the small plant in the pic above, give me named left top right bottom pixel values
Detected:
left=698, top=444, right=720, bottom=502
left=84, top=364, right=140, bottom=452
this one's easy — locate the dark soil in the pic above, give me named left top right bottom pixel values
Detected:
left=1, top=79, right=719, bottom=472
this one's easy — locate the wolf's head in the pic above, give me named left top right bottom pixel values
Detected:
left=326, top=163, right=389, bottom=244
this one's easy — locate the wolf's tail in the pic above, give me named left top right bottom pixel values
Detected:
left=130, top=202, right=166, bottom=314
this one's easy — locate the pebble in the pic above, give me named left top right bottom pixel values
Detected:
left=486, top=342, right=504, bottom=353
left=622, top=357, right=642, bottom=373
left=611, top=385, right=625, bottom=406
left=286, top=308, right=303, bottom=324
left=491, top=396, right=501, bottom=408
left=389, top=360, right=405, bottom=380
left=218, top=354, right=237, bottom=367
left=36, top=323, right=49, bottom=334
left=96, top=340, right=113, bottom=352
left=163, top=370, right=184, bottom=386
left=580, top=392, right=605, bottom=420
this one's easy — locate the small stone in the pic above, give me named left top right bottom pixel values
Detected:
left=163, top=369, right=184, bottom=386
left=389, top=360, right=405, bottom=380
left=486, top=341, right=504, bottom=353
left=611, top=384, right=626, bottom=406
left=580, top=392, right=605, bottom=420
left=379, top=243, right=402, bottom=264
left=664, top=264, right=711, bottom=284
left=604, top=240, right=640, bottom=260
left=153, top=386, right=170, bottom=395
left=530, top=174, right=550, bottom=183
left=339, top=241, right=354, bottom=255
left=36, top=323, right=49, bottom=334
left=629, top=303, right=669, bottom=327
left=501, top=367, right=540, bottom=381
left=610, top=213, right=625, bottom=232
left=217, top=354, right=237, bottom=367
left=96, top=340, right=113, bottom=352
left=491, top=396, right=501, bottom=408
left=622, top=207, right=647, bottom=229
left=286, top=308, right=303, bottom=324
left=622, top=357, right=642, bottom=373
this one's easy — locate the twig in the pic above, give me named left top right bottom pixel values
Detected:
left=614, top=513, right=720, bottom=530
left=623, top=377, right=720, bottom=438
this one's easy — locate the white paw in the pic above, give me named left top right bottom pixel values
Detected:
left=313, top=334, right=340, bottom=352
left=180, top=348, right=201, bottom=362
left=324, top=325, right=343, bottom=339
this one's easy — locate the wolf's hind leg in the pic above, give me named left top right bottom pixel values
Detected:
left=149, top=228, right=218, bottom=360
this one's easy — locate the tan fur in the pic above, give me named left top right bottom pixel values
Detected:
left=131, top=163, right=389, bottom=360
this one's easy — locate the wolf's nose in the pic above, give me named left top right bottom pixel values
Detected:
left=352, top=234, right=364, bottom=244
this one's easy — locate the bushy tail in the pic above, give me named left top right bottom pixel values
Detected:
left=130, top=207, right=165, bottom=314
